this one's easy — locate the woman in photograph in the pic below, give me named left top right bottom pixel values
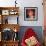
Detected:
left=26, top=9, right=35, bottom=19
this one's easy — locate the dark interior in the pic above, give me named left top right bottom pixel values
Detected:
left=1, top=28, right=18, bottom=41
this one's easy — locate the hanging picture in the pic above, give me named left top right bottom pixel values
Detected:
left=2, top=10, right=9, bottom=15
left=24, top=7, right=38, bottom=21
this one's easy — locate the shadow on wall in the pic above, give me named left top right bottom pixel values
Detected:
left=18, top=26, right=43, bottom=44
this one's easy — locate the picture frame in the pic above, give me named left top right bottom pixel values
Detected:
left=2, top=10, right=9, bottom=15
left=24, top=7, right=38, bottom=21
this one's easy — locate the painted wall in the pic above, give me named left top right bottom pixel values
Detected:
left=18, top=0, right=44, bottom=26
left=0, top=0, right=44, bottom=26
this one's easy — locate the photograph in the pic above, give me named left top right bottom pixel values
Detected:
left=24, top=7, right=38, bottom=21
left=0, top=0, right=44, bottom=46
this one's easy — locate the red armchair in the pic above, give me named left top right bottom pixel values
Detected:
left=21, top=28, right=41, bottom=46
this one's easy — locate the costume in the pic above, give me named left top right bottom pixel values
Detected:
left=21, top=28, right=41, bottom=46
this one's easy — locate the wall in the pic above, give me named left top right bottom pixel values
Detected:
left=0, top=0, right=44, bottom=26
left=18, top=0, right=44, bottom=26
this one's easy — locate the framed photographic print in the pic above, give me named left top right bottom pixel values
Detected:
left=2, top=10, right=9, bottom=15
left=24, top=7, right=38, bottom=21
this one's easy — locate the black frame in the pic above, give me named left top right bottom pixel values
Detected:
left=24, top=7, right=38, bottom=21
